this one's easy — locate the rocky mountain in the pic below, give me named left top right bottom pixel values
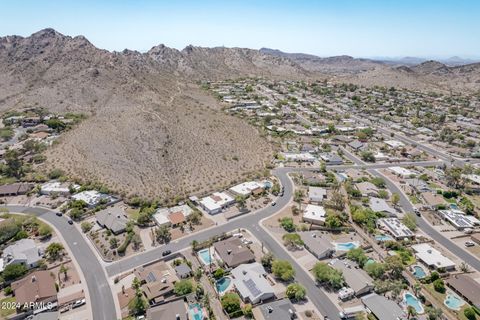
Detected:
left=1, top=29, right=480, bottom=199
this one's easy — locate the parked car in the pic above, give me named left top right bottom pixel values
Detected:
left=414, top=208, right=420, bottom=216
left=162, top=250, right=172, bottom=256
left=56, top=212, right=63, bottom=217
left=72, top=298, right=86, bottom=309
left=232, top=233, right=243, bottom=238
left=465, top=241, right=475, bottom=247
left=67, top=219, right=73, bottom=225
left=271, top=201, right=276, bottom=206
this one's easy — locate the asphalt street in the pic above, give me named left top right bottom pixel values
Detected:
left=4, top=205, right=116, bottom=320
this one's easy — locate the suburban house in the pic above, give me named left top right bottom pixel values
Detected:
left=421, top=192, right=446, bottom=210
left=376, top=218, right=415, bottom=240
left=40, top=181, right=77, bottom=196
left=146, top=299, right=188, bottom=320
left=300, top=232, right=334, bottom=260
left=252, top=298, right=297, bottom=320
left=348, top=140, right=365, bottom=151
left=229, top=181, right=264, bottom=197
left=384, top=140, right=405, bottom=149
left=302, top=204, right=327, bottom=225
left=282, top=152, right=316, bottom=162
left=331, top=259, right=374, bottom=296
left=134, top=262, right=179, bottom=304
left=95, top=206, right=129, bottom=235
left=72, top=190, right=118, bottom=208
left=439, top=209, right=477, bottom=230
left=0, top=183, right=34, bottom=197
left=213, top=237, right=255, bottom=268
left=355, top=182, right=379, bottom=197
left=12, top=271, right=57, bottom=311
left=308, top=186, right=327, bottom=203
left=446, top=275, right=480, bottom=309
left=0, top=239, right=43, bottom=272
left=319, top=153, right=344, bottom=165
left=388, top=166, right=417, bottom=178
left=199, top=192, right=235, bottom=214
left=231, top=263, right=275, bottom=304
left=405, top=178, right=430, bottom=193
left=369, top=197, right=396, bottom=216
left=361, top=293, right=407, bottom=320
left=302, top=172, right=326, bottom=186
left=411, top=243, right=455, bottom=271
left=153, top=204, right=193, bottom=227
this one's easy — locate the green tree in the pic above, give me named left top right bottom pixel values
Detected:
left=45, top=242, right=64, bottom=260
left=360, top=151, right=375, bottom=162
left=2, top=264, right=28, bottom=281
left=402, top=213, right=417, bottom=231
left=385, top=255, right=404, bottom=279
left=38, top=224, right=52, bottom=238
left=312, top=262, right=344, bottom=289
left=81, top=222, right=93, bottom=233
left=346, top=248, right=368, bottom=268
left=286, top=283, right=306, bottom=301
left=221, top=293, right=242, bottom=316
left=174, top=279, right=194, bottom=295
left=464, top=307, right=476, bottom=320
left=59, top=263, right=69, bottom=281
left=213, top=268, right=225, bottom=280
left=391, top=193, right=400, bottom=206
left=129, top=277, right=147, bottom=316
left=325, top=213, right=343, bottom=228
left=155, top=225, right=172, bottom=244
left=272, top=260, right=295, bottom=281
left=279, top=217, right=296, bottom=232
left=364, top=262, right=386, bottom=279
left=433, top=279, right=445, bottom=293
left=261, top=252, right=274, bottom=270
left=425, top=306, right=443, bottom=320
left=282, top=233, right=304, bottom=249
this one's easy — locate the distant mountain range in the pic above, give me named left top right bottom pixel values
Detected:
left=1, top=29, right=479, bottom=199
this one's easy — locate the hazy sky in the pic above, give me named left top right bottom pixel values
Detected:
left=1, top=0, right=479, bottom=58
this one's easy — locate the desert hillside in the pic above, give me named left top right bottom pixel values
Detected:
left=1, top=29, right=480, bottom=200
left=0, top=29, right=274, bottom=200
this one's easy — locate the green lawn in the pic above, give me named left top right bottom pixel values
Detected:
left=0, top=297, right=16, bottom=318
left=126, top=208, right=141, bottom=221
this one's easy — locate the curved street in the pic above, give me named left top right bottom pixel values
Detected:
left=3, top=205, right=116, bottom=320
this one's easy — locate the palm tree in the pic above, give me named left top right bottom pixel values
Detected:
left=59, top=264, right=69, bottom=281
left=460, top=262, right=470, bottom=273
left=191, top=240, right=199, bottom=253
left=406, top=305, right=417, bottom=319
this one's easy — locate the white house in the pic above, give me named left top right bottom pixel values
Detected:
left=229, top=181, right=264, bottom=197
left=377, top=218, right=415, bottom=240
left=231, top=263, right=275, bottom=304
left=71, top=190, right=118, bottom=207
left=302, top=204, right=326, bottom=225
left=411, top=243, right=455, bottom=271
left=308, top=187, right=327, bottom=203
left=389, top=166, right=417, bottom=178
left=385, top=140, right=405, bottom=149
left=153, top=204, right=194, bottom=227
left=40, top=182, right=79, bottom=196
left=0, top=239, right=43, bottom=272
left=199, top=192, right=235, bottom=214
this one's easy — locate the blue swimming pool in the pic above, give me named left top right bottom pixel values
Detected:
left=444, top=291, right=465, bottom=311
left=375, top=234, right=393, bottom=242
left=216, top=277, right=232, bottom=293
left=335, top=242, right=359, bottom=251
left=188, top=303, right=205, bottom=320
left=404, top=292, right=424, bottom=314
left=412, top=265, right=427, bottom=279
left=198, top=248, right=213, bottom=265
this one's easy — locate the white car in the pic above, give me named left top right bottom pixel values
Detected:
left=72, top=298, right=86, bottom=309
left=465, top=241, right=475, bottom=247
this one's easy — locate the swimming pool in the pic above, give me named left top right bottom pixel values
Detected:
left=188, top=303, right=205, bottom=320
left=335, top=242, right=359, bottom=251
left=375, top=234, right=393, bottom=242
left=198, top=248, right=213, bottom=265
left=412, top=265, right=427, bottom=279
left=444, top=291, right=465, bottom=311
left=404, top=292, right=424, bottom=314
left=216, top=277, right=232, bottom=294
